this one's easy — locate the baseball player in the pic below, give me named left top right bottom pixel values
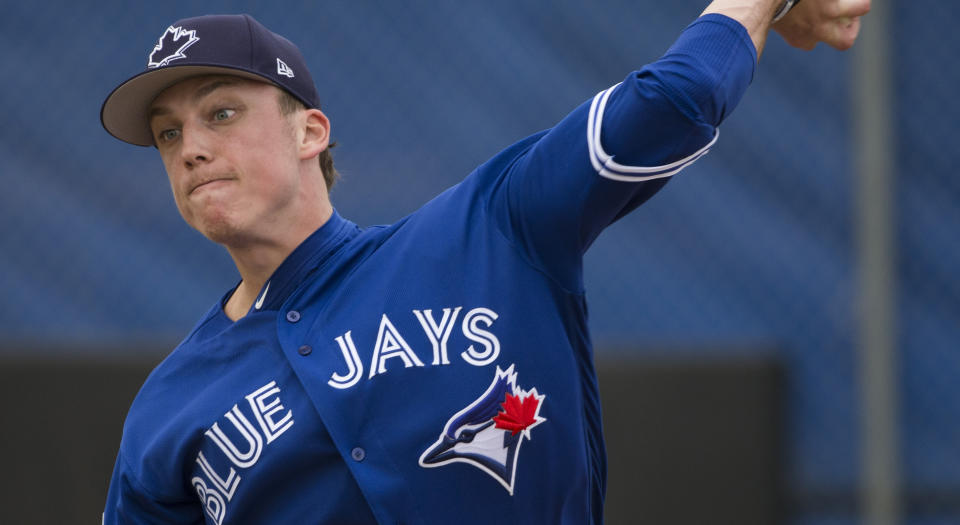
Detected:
left=100, top=0, right=869, bottom=523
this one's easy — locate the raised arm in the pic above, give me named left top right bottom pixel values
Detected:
left=478, top=0, right=870, bottom=292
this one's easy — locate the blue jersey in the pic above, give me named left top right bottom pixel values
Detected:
left=105, top=15, right=755, bottom=525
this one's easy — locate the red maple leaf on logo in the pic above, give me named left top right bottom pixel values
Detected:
left=494, top=392, right=542, bottom=436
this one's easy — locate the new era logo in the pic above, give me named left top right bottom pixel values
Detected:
left=148, top=25, right=199, bottom=68
left=277, top=58, right=295, bottom=78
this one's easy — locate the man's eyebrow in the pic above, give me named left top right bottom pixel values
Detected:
left=192, top=79, right=238, bottom=101
left=148, top=79, right=239, bottom=122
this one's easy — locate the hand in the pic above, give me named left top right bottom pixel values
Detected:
left=774, top=0, right=872, bottom=50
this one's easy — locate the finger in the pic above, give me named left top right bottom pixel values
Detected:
left=826, top=16, right=862, bottom=50
left=839, top=0, right=872, bottom=18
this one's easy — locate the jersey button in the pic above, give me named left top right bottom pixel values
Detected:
left=286, top=310, right=302, bottom=323
left=351, top=447, right=366, bottom=462
left=298, top=345, right=312, bottom=356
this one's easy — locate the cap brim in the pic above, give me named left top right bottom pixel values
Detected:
left=100, top=65, right=274, bottom=147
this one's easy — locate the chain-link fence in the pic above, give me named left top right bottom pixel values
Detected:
left=1, top=1, right=957, bottom=523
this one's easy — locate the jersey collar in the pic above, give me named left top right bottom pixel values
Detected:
left=244, top=210, right=358, bottom=315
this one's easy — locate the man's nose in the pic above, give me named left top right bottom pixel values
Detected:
left=180, top=124, right=213, bottom=168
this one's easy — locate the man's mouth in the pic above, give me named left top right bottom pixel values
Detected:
left=190, top=177, right=233, bottom=195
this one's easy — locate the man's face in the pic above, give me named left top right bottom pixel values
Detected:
left=149, top=75, right=304, bottom=246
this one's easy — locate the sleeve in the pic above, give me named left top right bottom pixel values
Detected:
left=487, top=14, right=757, bottom=292
left=103, top=451, right=204, bottom=524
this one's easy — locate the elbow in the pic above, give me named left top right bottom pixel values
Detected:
left=632, top=55, right=741, bottom=127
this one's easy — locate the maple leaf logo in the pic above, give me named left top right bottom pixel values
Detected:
left=494, top=391, right=545, bottom=438
left=148, top=25, right=200, bottom=68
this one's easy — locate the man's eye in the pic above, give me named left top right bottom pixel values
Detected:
left=213, top=108, right=235, bottom=121
left=159, top=129, right=179, bottom=142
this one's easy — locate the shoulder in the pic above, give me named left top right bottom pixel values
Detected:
left=115, top=304, right=236, bottom=499
left=403, top=130, right=551, bottom=221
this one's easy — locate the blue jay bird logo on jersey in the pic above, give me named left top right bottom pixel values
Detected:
left=419, top=365, right=546, bottom=495
left=148, top=25, right=200, bottom=68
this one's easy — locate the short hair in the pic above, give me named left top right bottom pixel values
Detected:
left=277, top=90, right=339, bottom=191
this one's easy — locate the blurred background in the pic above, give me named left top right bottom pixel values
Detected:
left=0, top=0, right=957, bottom=523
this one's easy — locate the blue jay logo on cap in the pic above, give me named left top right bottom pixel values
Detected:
left=148, top=25, right=200, bottom=68
left=419, top=365, right=546, bottom=495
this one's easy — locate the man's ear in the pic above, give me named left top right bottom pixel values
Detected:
left=299, top=108, right=330, bottom=160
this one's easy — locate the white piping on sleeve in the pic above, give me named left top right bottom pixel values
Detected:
left=587, top=82, right=719, bottom=182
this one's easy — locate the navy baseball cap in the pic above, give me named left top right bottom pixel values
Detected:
left=101, top=14, right=320, bottom=146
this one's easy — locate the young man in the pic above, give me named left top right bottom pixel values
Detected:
left=100, top=0, right=869, bottom=523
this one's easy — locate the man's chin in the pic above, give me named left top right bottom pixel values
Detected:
left=190, top=215, right=250, bottom=247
